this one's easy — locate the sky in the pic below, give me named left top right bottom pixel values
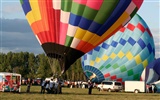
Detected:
left=0, top=0, right=160, bottom=58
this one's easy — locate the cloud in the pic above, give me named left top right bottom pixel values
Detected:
left=152, top=30, right=160, bottom=58
left=2, top=3, right=22, bottom=14
left=0, top=18, right=160, bottom=58
left=0, top=18, right=32, bottom=33
left=1, top=2, right=25, bottom=19
left=0, top=19, right=43, bottom=54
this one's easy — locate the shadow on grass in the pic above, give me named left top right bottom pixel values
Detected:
left=17, top=91, right=121, bottom=96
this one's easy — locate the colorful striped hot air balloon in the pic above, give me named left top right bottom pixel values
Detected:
left=81, top=14, right=155, bottom=83
left=20, top=0, right=143, bottom=75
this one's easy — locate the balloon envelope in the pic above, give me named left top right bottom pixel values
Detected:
left=81, top=14, right=155, bottom=83
left=20, top=0, right=143, bottom=73
left=141, top=58, right=160, bottom=84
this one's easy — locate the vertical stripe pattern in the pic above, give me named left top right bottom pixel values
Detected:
left=20, top=0, right=143, bottom=53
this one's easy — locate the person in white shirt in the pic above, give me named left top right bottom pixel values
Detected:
left=54, top=81, right=58, bottom=94
left=41, top=79, right=46, bottom=94
left=49, top=79, right=54, bottom=93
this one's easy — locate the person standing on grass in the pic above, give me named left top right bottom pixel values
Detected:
left=57, top=80, right=62, bottom=94
left=146, top=84, right=150, bottom=93
left=45, top=80, right=50, bottom=94
left=54, top=78, right=58, bottom=94
left=26, top=78, right=32, bottom=93
left=88, top=80, right=93, bottom=95
left=152, top=84, right=155, bottom=93
left=49, top=79, right=54, bottom=93
left=41, top=79, right=46, bottom=94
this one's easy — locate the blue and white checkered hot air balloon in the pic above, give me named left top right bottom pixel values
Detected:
left=81, top=14, right=155, bottom=83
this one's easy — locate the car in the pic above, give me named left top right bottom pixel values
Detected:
left=97, top=80, right=123, bottom=92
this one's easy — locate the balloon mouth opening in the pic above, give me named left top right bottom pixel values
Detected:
left=47, top=53, right=64, bottom=58
left=85, top=71, right=98, bottom=83
left=42, top=43, right=84, bottom=58
left=42, top=43, right=85, bottom=75
left=83, top=65, right=105, bottom=83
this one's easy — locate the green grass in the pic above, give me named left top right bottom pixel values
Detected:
left=0, top=86, right=160, bottom=100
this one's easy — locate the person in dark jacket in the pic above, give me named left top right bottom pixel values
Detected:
left=88, top=80, right=93, bottom=95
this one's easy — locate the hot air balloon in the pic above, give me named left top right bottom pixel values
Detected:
left=81, top=14, right=155, bottom=83
left=141, top=58, right=160, bottom=84
left=20, top=0, right=143, bottom=75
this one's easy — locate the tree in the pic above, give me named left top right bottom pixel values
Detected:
left=36, top=54, right=52, bottom=79
left=0, top=52, right=86, bottom=81
left=20, top=52, right=29, bottom=78
left=27, top=53, right=37, bottom=78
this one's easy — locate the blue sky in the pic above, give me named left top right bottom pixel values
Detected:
left=0, top=0, right=160, bottom=58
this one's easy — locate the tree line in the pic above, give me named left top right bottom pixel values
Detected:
left=0, top=52, right=87, bottom=81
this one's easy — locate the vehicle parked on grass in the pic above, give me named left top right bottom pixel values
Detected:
left=124, top=81, right=145, bottom=93
left=33, top=78, right=41, bottom=85
left=97, top=80, right=123, bottom=92
left=0, top=72, right=21, bottom=92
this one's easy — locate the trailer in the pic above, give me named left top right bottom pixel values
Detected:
left=0, top=72, right=21, bottom=92
left=124, top=81, right=145, bottom=93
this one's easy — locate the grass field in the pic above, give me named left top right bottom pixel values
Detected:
left=0, top=86, right=160, bottom=100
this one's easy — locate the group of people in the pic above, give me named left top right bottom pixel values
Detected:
left=25, top=77, right=94, bottom=94
left=41, top=78, right=62, bottom=94
left=146, top=84, right=157, bottom=93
